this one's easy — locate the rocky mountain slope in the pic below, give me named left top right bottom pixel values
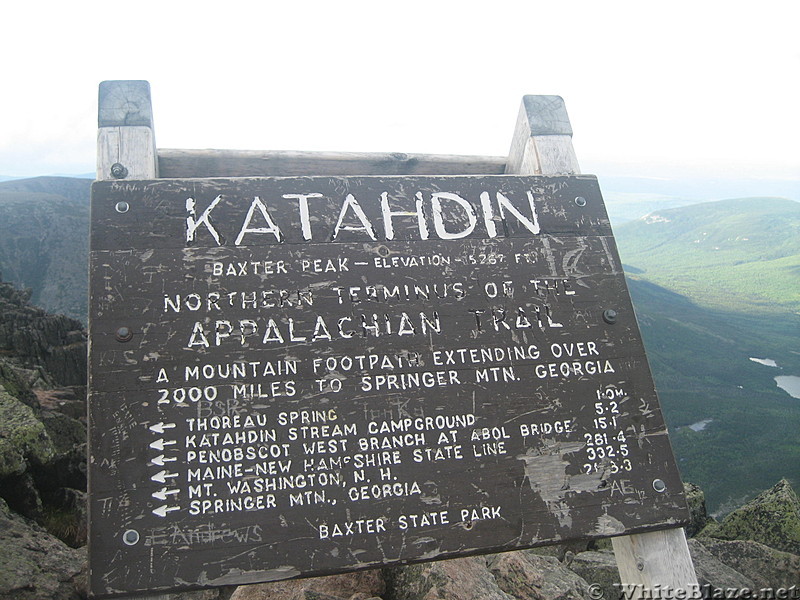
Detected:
left=1, top=273, right=798, bottom=600
left=0, top=177, right=91, bottom=324
left=0, top=275, right=88, bottom=598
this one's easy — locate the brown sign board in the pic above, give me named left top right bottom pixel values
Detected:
left=88, top=175, right=688, bottom=597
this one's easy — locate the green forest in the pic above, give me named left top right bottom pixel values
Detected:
left=615, top=197, right=800, bottom=512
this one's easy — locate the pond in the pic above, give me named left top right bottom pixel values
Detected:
left=749, top=357, right=778, bottom=367
left=687, top=419, right=713, bottom=432
left=775, top=375, right=800, bottom=400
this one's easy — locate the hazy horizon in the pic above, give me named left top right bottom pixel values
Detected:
left=1, top=1, right=797, bottom=184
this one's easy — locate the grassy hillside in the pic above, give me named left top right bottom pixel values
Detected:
left=615, top=197, right=800, bottom=314
left=616, top=197, right=800, bottom=513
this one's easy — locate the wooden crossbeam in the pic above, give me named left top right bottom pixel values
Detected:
left=157, top=148, right=507, bottom=178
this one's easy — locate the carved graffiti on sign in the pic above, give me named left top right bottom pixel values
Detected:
left=88, top=175, right=688, bottom=597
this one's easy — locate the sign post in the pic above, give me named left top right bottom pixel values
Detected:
left=505, top=94, right=698, bottom=592
left=90, top=81, right=695, bottom=598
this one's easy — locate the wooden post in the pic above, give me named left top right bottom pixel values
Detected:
left=95, top=79, right=240, bottom=600
left=611, top=528, right=698, bottom=591
left=505, top=95, right=580, bottom=175
left=97, top=80, right=158, bottom=181
left=94, top=80, right=161, bottom=600
left=505, top=94, right=698, bottom=596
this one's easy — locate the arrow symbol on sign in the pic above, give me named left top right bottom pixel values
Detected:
left=150, top=470, right=178, bottom=483
left=151, top=454, right=178, bottom=466
left=149, top=422, right=176, bottom=434
left=149, top=438, right=177, bottom=451
left=152, top=505, right=180, bottom=517
left=152, top=487, right=180, bottom=501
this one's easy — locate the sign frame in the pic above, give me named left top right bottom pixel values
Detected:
left=88, top=173, right=689, bottom=597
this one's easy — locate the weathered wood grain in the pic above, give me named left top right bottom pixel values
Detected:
left=89, top=84, right=692, bottom=598
left=503, top=94, right=698, bottom=594
left=97, top=127, right=158, bottom=181
left=158, top=148, right=507, bottom=178
left=96, top=80, right=158, bottom=181
left=612, top=528, right=699, bottom=592
left=95, top=80, right=166, bottom=600
left=89, top=175, right=611, bottom=252
left=505, top=96, right=580, bottom=176
left=88, top=175, right=688, bottom=597
left=98, top=80, right=154, bottom=128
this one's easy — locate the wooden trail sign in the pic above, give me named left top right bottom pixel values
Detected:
left=89, top=81, right=695, bottom=598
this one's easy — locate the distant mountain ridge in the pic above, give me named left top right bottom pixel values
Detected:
left=0, top=177, right=91, bottom=322
left=616, top=197, right=800, bottom=314
left=0, top=173, right=93, bottom=183
left=600, top=175, right=800, bottom=203
left=0, top=175, right=93, bottom=202
left=598, top=175, right=799, bottom=224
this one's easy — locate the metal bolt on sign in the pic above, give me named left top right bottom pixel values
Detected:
left=110, top=163, right=128, bottom=179
left=123, top=530, right=140, bottom=546
left=603, top=309, right=618, bottom=324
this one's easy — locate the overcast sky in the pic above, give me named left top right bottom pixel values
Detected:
left=2, top=1, right=798, bottom=182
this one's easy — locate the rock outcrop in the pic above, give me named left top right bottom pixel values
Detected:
left=567, top=550, right=619, bottom=600
left=709, top=479, right=800, bottom=556
left=683, top=481, right=712, bottom=538
left=0, top=388, right=54, bottom=478
left=686, top=539, right=755, bottom=589
left=230, top=570, right=383, bottom=600
left=0, top=276, right=88, bottom=550
left=0, top=498, right=87, bottom=600
left=387, top=556, right=515, bottom=600
left=0, top=277, right=87, bottom=387
left=694, top=539, right=800, bottom=588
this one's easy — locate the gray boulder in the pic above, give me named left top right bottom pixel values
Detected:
left=683, top=482, right=712, bottom=538
left=487, top=551, right=590, bottom=600
left=0, top=497, right=86, bottom=600
left=0, top=388, right=54, bottom=478
left=387, top=556, right=513, bottom=600
left=694, top=538, right=800, bottom=588
left=386, top=551, right=591, bottom=600
left=568, top=550, right=619, bottom=600
left=0, top=358, right=39, bottom=409
left=0, top=385, right=88, bottom=545
left=686, top=539, right=754, bottom=589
